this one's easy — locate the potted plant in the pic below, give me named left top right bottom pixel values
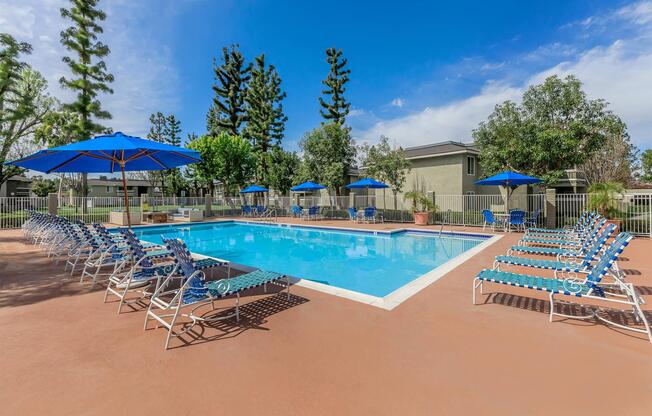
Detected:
left=404, top=190, right=437, bottom=225
left=587, top=181, right=625, bottom=229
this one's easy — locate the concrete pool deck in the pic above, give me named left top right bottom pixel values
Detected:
left=1, top=219, right=651, bottom=415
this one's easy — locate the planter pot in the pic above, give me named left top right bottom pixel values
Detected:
left=413, top=212, right=430, bottom=226
left=606, top=218, right=622, bottom=231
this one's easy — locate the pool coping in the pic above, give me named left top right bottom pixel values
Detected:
left=123, top=218, right=502, bottom=310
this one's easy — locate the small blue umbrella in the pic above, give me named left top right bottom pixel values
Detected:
left=476, top=171, right=542, bottom=211
left=345, top=177, right=389, bottom=207
left=240, top=185, right=269, bottom=193
left=290, top=181, right=326, bottom=192
left=6, top=131, right=201, bottom=227
left=345, top=177, right=389, bottom=189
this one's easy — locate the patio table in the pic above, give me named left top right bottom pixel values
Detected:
left=493, top=212, right=528, bottom=233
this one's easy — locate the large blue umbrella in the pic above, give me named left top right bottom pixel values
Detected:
left=476, top=171, right=542, bottom=211
left=6, top=131, right=201, bottom=227
left=290, top=181, right=326, bottom=192
left=240, top=185, right=268, bottom=193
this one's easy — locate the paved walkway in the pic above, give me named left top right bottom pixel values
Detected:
left=0, top=220, right=651, bottom=415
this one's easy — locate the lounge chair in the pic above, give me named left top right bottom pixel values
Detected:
left=473, top=233, right=651, bottom=343
left=519, top=218, right=606, bottom=247
left=144, top=237, right=288, bottom=349
left=482, top=209, right=502, bottom=231
left=526, top=211, right=592, bottom=235
left=494, top=224, right=618, bottom=278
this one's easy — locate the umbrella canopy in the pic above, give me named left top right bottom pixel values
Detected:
left=7, top=131, right=200, bottom=173
left=240, top=185, right=268, bottom=193
left=345, top=177, right=389, bottom=189
left=475, top=171, right=542, bottom=212
left=290, top=181, right=326, bottom=192
left=475, top=171, right=542, bottom=187
left=6, top=131, right=201, bottom=227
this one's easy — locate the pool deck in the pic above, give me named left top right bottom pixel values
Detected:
left=1, top=218, right=651, bottom=415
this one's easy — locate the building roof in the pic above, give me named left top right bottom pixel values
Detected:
left=7, top=175, right=32, bottom=183
left=88, top=178, right=156, bottom=187
left=403, top=141, right=478, bottom=159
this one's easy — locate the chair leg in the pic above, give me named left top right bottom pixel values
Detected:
left=549, top=292, right=555, bottom=322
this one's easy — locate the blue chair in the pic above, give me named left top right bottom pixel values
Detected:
left=241, top=205, right=252, bottom=217
left=526, top=208, right=541, bottom=229
left=256, top=205, right=266, bottom=216
left=363, top=207, right=377, bottom=223
left=307, top=206, right=321, bottom=220
left=508, top=210, right=526, bottom=232
left=348, top=207, right=358, bottom=222
left=481, top=209, right=501, bottom=231
left=291, top=205, right=303, bottom=217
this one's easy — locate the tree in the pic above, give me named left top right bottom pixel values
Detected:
left=581, top=118, right=637, bottom=185
left=245, top=54, right=288, bottom=185
left=299, top=123, right=356, bottom=195
left=588, top=181, right=625, bottom=219
left=31, top=177, right=58, bottom=197
left=1, top=35, right=55, bottom=185
left=267, top=147, right=300, bottom=194
left=474, top=75, right=624, bottom=184
left=207, top=45, right=250, bottom=135
left=641, top=150, right=652, bottom=183
left=59, top=0, right=114, bottom=197
left=319, top=48, right=351, bottom=125
left=360, top=136, right=411, bottom=209
left=145, top=112, right=184, bottom=195
left=187, top=132, right=255, bottom=196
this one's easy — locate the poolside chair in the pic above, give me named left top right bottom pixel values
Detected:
left=305, top=206, right=321, bottom=220
left=103, top=229, right=175, bottom=313
left=526, top=211, right=592, bottom=235
left=363, top=207, right=378, bottom=223
left=255, top=206, right=266, bottom=216
left=525, top=208, right=541, bottom=229
left=291, top=205, right=303, bottom=218
left=482, top=210, right=502, bottom=231
left=473, top=233, right=651, bottom=343
left=348, top=207, right=358, bottom=222
left=507, top=210, right=526, bottom=232
left=519, top=217, right=606, bottom=248
left=506, top=222, right=614, bottom=260
left=144, top=237, right=288, bottom=349
left=241, top=205, right=252, bottom=217
left=79, top=224, right=134, bottom=287
left=494, top=224, right=618, bottom=278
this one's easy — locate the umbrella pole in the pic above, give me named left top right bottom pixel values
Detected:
left=120, top=163, right=132, bottom=228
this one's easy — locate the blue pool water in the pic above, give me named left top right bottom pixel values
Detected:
left=131, top=221, right=487, bottom=297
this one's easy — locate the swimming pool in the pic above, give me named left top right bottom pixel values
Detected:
left=131, top=221, right=492, bottom=299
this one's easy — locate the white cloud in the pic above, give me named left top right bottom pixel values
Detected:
left=357, top=1, right=652, bottom=149
left=390, top=97, right=405, bottom=108
left=0, top=0, right=179, bottom=137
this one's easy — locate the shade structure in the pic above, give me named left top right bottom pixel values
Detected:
left=475, top=171, right=542, bottom=187
left=6, top=131, right=201, bottom=227
left=240, top=185, right=268, bottom=193
left=345, top=178, right=389, bottom=189
left=290, top=181, right=326, bottom=192
left=475, top=171, right=542, bottom=212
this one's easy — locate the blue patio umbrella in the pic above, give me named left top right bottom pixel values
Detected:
left=476, top=171, right=542, bottom=211
left=240, top=185, right=268, bottom=193
left=345, top=177, right=389, bottom=207
left=290, top=181, right=326, bottom=192
left=6, top=131, right=201, bottom=227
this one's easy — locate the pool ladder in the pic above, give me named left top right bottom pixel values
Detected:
left=439, top=209, right=453, bottom=236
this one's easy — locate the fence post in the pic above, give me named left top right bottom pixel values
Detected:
left=205, top=196, right=212, bottom=218
left=545, top=188, right=556, bottom=228
left=47, top=193, right=58, bottom=215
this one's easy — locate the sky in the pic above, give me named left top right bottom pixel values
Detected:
left=1, top=0, right=652, bottom=152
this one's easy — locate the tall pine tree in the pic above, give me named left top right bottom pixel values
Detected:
left=245, top=54, right=288, bottom=184
left=59, top=0, right=114, bottom=197
left=319, top=48, right=350, bottom=125
left=207, top=45, right=250, bottom=136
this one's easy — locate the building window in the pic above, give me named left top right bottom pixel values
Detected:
left=466, top=191, right=475, bottom=195
left=106, top=186, right=111, bottom=192
left=467, top=156, right=476, bottom=175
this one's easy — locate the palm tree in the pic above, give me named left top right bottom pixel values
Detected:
left=588, top=181, right=625, bottom=219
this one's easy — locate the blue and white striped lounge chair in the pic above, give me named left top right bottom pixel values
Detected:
left=506, top=223, right=616, bottom=261
left=494, top=225, right=618, bottom=278
left=525, top=211, right=592, bottom=235
left=519, top=218, right=606, bottom=247
left=523, top=214, right=602, bottom=240
left=473, top=233, right=652, bottom=343
left=144, top=237, right=289, bottom=349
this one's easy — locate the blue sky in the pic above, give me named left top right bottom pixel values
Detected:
left=2, top=0, right=652, bottom=150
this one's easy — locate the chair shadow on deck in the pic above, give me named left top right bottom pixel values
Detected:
left=164, top=291, right=309, bottom=350
left=482, top=291, right=652, bottom=341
